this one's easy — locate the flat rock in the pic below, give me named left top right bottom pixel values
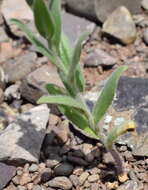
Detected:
left=1, top=0, right=33, bottom=20
left=141, top=0, right=148, bottom=10
left=95, top=0, right=142, bottom=22
left=0, top=163, right=16, bottom=189
left=114, top=77, right=148, bottom=112
left=66, top=0, right=97, bottom=22
left=84, top=49, right=117, bottom=67
left=20, top=63, right=63, bottom=103
left=0, top=104, right=49, bottom=164
left=103, top=6, right=137, bottom=44
left=62, top=12, right=95, bottom=45
left=47, top=176, right=72, bottom=190
left=1, top=52, right=37, bottom=83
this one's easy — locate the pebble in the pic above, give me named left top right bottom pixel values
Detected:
left=19, top=172, right=32, bottom=186
left=47, top=176, right=72, bottom=190
left=104, top=115, right=112, bottom=124
left=87, top=174, right=99, bottom=183
left=46, top=154, right=62, bottom=168
left=91, top=183, right=100, bottom=190
left=117, top=180, right=139, bottom=190
left=29, top=164, right=39, bottom=172
left=143, top=28, right=148, bottom=45
left=32, top=185, right=43, bottom=190
left=82, top=143, right=94, bottom=162
left=103, top=152, right=114, bottom=164
left=79, top=172, right=89, bottom=185
left=67, top=155, right=88, bottom=166
left=54, top=163, right=74, bottom=176
left=69, top=175, right=79, bottom=187
left=114, top=117, right=125, bottom=126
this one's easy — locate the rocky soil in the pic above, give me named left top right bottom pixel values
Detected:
left=0, top=0, right=148, bottom=190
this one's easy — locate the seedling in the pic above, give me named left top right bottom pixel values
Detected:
left=11, top=0, right=135, bottom=174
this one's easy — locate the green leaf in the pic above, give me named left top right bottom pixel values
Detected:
left=49, top=0, right=61, bottom=49
left=92, top=66, right=128, bottom=126
left=10, top=19, right=67, bottom=74
left=37, top=95, right=85, bottom=111
left=60, top=106, right=99, bottom=138
left=33, top=0, right=54, bottom=41
left=68, top=32, right=89, bottom=92
left=105, top=121, right=135, bottom=150
left=59, top=32, right=73, bottom=68
left=46, top=83, right=66, bottom=95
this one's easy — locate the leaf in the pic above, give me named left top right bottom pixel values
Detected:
left=46, top=83, right=66, bottom=95
left=37, top=95, right=85, bottom=111
left=59, top=32, right=73, bottom=68
left=92, top=66, right=128, bottom=126
left=59, top=106, right=99, bottom=138
left=68, top=32, right=89, bottom=92
left=49, top=0, right=61, bottom=49
left=105, top=121, right=135, bottom=150
left=33, top=0, right=55, bottom=41
left=11, top=19, right=68, bottom=74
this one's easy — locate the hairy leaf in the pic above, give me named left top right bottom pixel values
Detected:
left=67, top=32, right=89, bottom=92
left=49, top=0, right=61, bottom=49
left=37, top=95, right=85, bottom=111
left=105, top=121, right=135, bottom=150
left=33, top=0, right=54, bottom=41
left=59, top=32, right=73, bottom=68
left=93, top=66, right=128, bottom=126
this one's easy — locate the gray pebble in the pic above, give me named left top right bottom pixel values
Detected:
left=29, top=164, right=39, bottom=172
left=54, top=163, right=74, bottom=176
left=143, top=28, right=148, bottom=45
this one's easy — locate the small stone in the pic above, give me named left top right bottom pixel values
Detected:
left=73, top=167, right=84, bottom=176
left=117, top=180, right=139, bottom=190
left=141, top=0, right=148, bottom=10
left=143, top=28, right=148, bottom=45
left=79, top=172, right=89, bottom=186
left=40, top=168, right=52, bottom=183
left=118, top=173, right=129, bottom=183
left=54, top=163, right=74, bottom=176
left=4, top=82, right=21, bottom=100
left=84, top=49, right=117, bottom=67
left=19, top=173, right=32, bottom=186
left=17, top=186, right=27, bottom=190
left=69, top=175, right=79, bottom=187
left=106, top=181, right=118, bottom=189
left=4, top=184, right=17, bottom=190
left=29, top=164, right=39, bottom=172
left=67, top=155, right=88, bottom=166
left=27, top=183, right=34, bottom=190
left=103, top=6, right=137, bottom=44
left=114, top=117, right=125, bottom=126
left=87, top=174, right=99, bottom=183
left=46, top=154, right=62, bottom=168
left=103, top=152, right=114, bottom=164
left=91, top=183, right=100, bottom=190
left=47, top=177, right=72, bottom=190
left=84, top=180, right=91, bottom=188
left=82, top=143, right=94, bottom=162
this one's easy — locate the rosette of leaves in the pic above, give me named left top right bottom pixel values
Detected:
left=11, top=0, right=135, bottom=163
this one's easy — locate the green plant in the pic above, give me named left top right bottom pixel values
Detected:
left=11, top=0, right=135, bottom=173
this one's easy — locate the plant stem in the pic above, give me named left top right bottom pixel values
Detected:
left=109, top=145, right=125, bottom=175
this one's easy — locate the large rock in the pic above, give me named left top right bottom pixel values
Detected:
left=1, top=52, right=37, bottom=83
left=103, top=6, right=137, bottom=44
left=1, top=0, right=33, bottom=20
left=20, top=63, right=63, bottom=103
left=62, top=12, right=95, bottom=45
left=0, top=163, right=16, bottom=189
left=0, top=104, right=49, bottom=164
left=141, top=0, right=148, bottom=10
left=66, top=0, right=97, bottom=22
left=95, top=0, right=142, bottom=22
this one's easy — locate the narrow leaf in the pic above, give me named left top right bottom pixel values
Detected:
left=50, top=0, right=61, bottom=49
left=37, top=95, right=85, bottom=111
left=105, top=121, right=135, bottom=150
left=33, top=0, right=54, bottom=41
left=92, top=66, right=128, bottom=126
left=46, top=83, right=66, bottom=95
left=68, top=32, right=89, bottom=84
left=59, top=106, right=99, bottom=138
left=59, top=32, right=73, bottom=68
